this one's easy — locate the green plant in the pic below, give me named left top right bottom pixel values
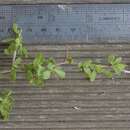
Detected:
left=24, top=53, right=65, bottom=86
left=78, top=55, right=127, bottom=81
left=78, top=59, right=104, bottom=81
left=108, top=55, right=127, bottom=75
left=2, top=23, right=28, bottom=80
left=0, top=23, right=130, bottom=121
left=0, top=90, right=13, bottom=121
left=4, top=23, right=28, bottom=58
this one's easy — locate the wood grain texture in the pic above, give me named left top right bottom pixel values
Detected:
left=0, top=43, right=130, bottom=130
left=0, top=0, right=130, bottom=4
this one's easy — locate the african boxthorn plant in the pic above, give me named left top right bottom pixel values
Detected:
left=0, top=23, right=130, bottom=120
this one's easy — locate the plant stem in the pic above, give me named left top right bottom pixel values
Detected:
left=12, top=50, right=17, bottom=64
left=123, top=70, right=130, bottom=74
left=0, top=51, right=17, bottom=74
left=0, top=69, right=23, bottom=74
left=57, top=61, right=78, bottom=66
left=0, top=70, right=11, bottom=74
left=57, top=61, right=67, bottom=66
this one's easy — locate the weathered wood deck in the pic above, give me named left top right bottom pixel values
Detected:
left=0, top=43, right=130, bottom=130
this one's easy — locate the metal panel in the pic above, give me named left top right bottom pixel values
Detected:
left=0, top=4, right=130, bottom=43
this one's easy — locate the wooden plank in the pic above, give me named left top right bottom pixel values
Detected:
left=0, top=128, right=129, bottom=130
left=1, top=44, right=130, bottom=51
left=0, top=121, right=130, bottom=129
left=0, top=43, right=130, bottom=129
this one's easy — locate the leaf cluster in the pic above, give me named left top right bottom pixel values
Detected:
left=0, top=90, right=13, bottom=121
left=108, top=55, right=127, bottom=75
left=4, top=23, right=28, bottom=57
left=78, top=55, right=127, bottom=81
left=79, top=59, right=105, bottom=81
left=24, top=53, right=65, bottom=86
left=3, top=24, right=28, bottom=81
left=10, top=57, right=22, bottom=80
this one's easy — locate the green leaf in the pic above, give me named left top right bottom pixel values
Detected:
left=10, top=57, right=22, bottom=80
left=26, top=70, right=33, bottom=81
left=21, top=47, right=28, bottom=57
left=95, top=65, right=104, bottom=73
left=10, top=68, right=16, bottom=80
left=84, top=67, right=91, bottom=74
left=4, top=49, right=9, bottom=55
left=78, top=60, right=98, bottom=81
left=118, top=64, right=126, bottom=71
left=0, top=90, right=14, bottom=121
left=3, top=23, right=28, bottom=58
left=42, top=70, right=51, bottom=80
left=54, top=68, right=65, bottom=79
left=66, top=55, right=73, bottom=64
left=33, top=53, right=44, bottom=67
left=108, top=55, right=115, bottom=65
left=13, top=57, right=22, bottom=68
left=89, top=71, right=97, bottom=82
left=15, top=38, right=20, bottom=45
left=47, top=63, right=55, bottom=71
left=47, top=58, right=55, bottom=64
left=78, top=62, right=82, bottom=69
left=37, top=65, right=44, bottom=77
left=114, top=57, right=122, bottom=64
left=84, top=59, right=92, bottom=67
left=12, top=23, right=19, bottom=34
left=0, top=96, right=3, bottom=101
left=33, top=79, right=43, bottom=87
left=103, top=70, right=113, bottom=78
left=113, top=64, right=126, bottom=75
left=108, top=55, right=127, bottom=75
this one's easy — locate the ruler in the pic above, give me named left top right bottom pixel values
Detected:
left=0, top=4, right=130, bottom=44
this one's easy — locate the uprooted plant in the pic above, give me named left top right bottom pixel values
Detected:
left=0, top=23, right=130, bottom=120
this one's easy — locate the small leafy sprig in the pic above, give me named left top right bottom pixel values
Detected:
left=108, top=55, right=127, bottom=75
left=78, top=59, right=105, bottom=81
left=24, top=53, right=65, bottom=86
left=78, top=55, right=127, bottom=81
left=0, top=90, right=14, bottom=121
left=2, top=23, right=28, bottom=80
left=4, top=23, right=28, bottom=58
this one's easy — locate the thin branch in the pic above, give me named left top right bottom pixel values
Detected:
left=123, top=70, right=130, bottom=74
left=57, top=45, right=79, bottom=66
left=0, top=70, right=11, bottom=74
left=0, top=69, right=22, bottom=74
left=57, top=61, right=67, bottom=66
left=57, top=61, right=78, bottom=66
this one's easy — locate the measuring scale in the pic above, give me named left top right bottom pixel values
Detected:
left=0, top=4, right=130, bottom=43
